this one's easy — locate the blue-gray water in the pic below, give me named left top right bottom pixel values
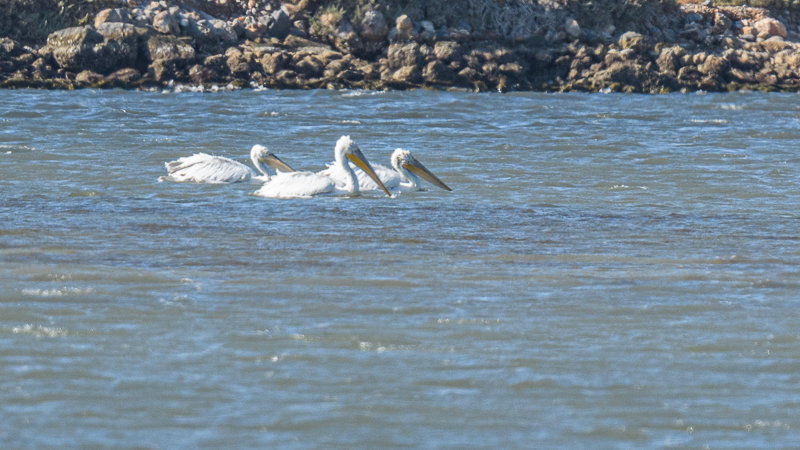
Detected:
left=1, top=89, right=799, bottom=449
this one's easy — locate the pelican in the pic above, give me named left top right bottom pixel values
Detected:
left=159, top=145, right=293, bottom=184
left=254, top=136, right=391, bottom=199
left=319, top=148, right=452, bottom=192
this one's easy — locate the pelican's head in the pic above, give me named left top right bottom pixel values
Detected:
left=335, top=136, right=392, bottom=196
left=390, top=148, right=452, bottom=192
left=250, top=144, right=294, bottom=175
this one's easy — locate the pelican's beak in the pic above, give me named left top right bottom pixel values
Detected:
left=260, top=153, right=294, bottom=173
left=346, top=148, right=392, bottom=196
left=403, top=159, right=452, bottom=191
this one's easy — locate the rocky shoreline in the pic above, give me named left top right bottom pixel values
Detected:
left=2, top=0, right=800, bottom=93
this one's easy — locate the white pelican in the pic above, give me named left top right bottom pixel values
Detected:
left=159, top=145, right=293, bottom=184
left=254, top=136, right=391, bottom=199
left=319, top=148, right=452, bottom=192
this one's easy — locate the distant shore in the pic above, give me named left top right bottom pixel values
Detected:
left=2, top=0, right=800, bottom=93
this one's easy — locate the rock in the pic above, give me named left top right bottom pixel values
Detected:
left=618, top=31, right=647, bottom=52
left=458, top=67, right=478, bottom=81
left=698, top=54, right=728, bottom=78
left=186, top=20, right=221, bottom=53
left=260, top=52, right=287, bottom=74
left=392, top=65, right=421, bottom=83
left=656, top=46, right=684, bottom=74
left=678, top=23, right=706, bottom=42
left=763, top=36, right=787, bottom=53
left=433, top=41, right=462, bottom=62
left=274, top=69, right=297, bottom=85
left=711, top=12, right=732, bottom=35
left=283, top=35, right=332, bottom=54
left=565, top=19, right=582, bottom=41
left=390, top=14, right=417, bottom=42
left=387, top=43, right=422, bottom=69
left=396, top=15, right=413, bottom=33
left=359, top=10, right=388, bottom=42
left=226, top=51, right=251, bottom=78
left=107, top=67, right=142, bottom=84
left=145, top=35, right=195, bottom=64
left=593, top=61, right=648, bottom=87
left=148, top=58, right=176, bottom=82
left=0, top=38, right=22, bottom=60
left=753, top=18, right=787, bottom=39
left=499, top=62, right=524, bottom=77
left=76, top=70, right=104, bottom=84
left=47, top=26, right=105, bottom=73
left=94, top=8, right=132, bottom=28
left=245, top=24, right=266, bottom=40
left=675, top=66, right=699, bottom=83
left=94, top=23, right=146, bottom=74
left=422, top=60, right=454, bottom=84
left=202, top=54, right=227, bottom=75
left=153, top=11, right=179, bottom=35
left=294, top=55, right=324, bottom=77
left=189, top=64, right=217, bottom=83
left=268, top=10, right=291, bottom=40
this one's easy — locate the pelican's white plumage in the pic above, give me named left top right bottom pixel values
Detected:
left=159, top=145, right=292, bottom=184
left=319, top=148, right=452, bottom=192
left=254, top=136, right=391, bottom=199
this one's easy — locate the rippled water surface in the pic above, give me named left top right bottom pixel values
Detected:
left=2, top=89, right=800, bottom=448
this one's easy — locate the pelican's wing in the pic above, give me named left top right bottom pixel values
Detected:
left=254, top=172, right=337, bottom=198
left=317, top=161, right=350, bottom=188
left=353, top=163, right=401, bottom=191
left=162, top=153, right=254, bottom=184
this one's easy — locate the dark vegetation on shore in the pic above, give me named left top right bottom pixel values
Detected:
left=2, top=0, right=800, bottom=92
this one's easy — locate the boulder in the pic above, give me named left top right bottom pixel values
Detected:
left=392, top=65, right=421, bottom=83
left=147, top=58, right=181, bottom=82
left=46, top=26, right=104, bottom=72
left=0, top=38, right=23, bottom=60
left=656, top=46, right=684, bottom=74
left=260, top=52, right=288, bottom=74
left=753, top=18, right=787, bottom=39
left=698, top=54, right=728, bottom=78
left=267, top=10, right=291, bottom=40
left=145, top=35, right=195, bottom=64
left=45, top=26, right=140, bottom=74
left=762, top=36, right=787, bottom=53
left=189, top=64, right=217, bottom=83
left=294, top=55, right=324, bottom=77
left=107, top=68, right=142, bottom=84
left=422, top=60, right=454, bottom=84
left=226, top=51, right=251, bottom=78
left=433, top=41, right=462, bottom=62
left=359, top=10, right=388, bottom=42
left=618, top=32, right=648, bottom=53
left=185, top=20, right=221, bottom=53
left=153, top=11, right=180, bottom=35
left=387, top=43, right=422, bottom=69
left=76, top=70, right=104, bottom=84
left=593, top=61, right=648, bottom=87
left=565, top=19, right=582, bottom=41
left=94, top=8, right=132, bottom=28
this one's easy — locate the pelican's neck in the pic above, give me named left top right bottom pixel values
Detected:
left=334, top=142, right=359, bottom=194
left=399, top=166, right=421, bottom=189
left=251, top=154, right=272, bottom=180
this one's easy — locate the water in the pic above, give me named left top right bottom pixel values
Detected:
left=1, top=88, right=800, bottom=448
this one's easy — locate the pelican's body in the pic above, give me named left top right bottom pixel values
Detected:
left=254, top=136, right=390, bottom=199
left=319, top=148, right=452, bottom=192
left=159, top=145, right=292, bottom=184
